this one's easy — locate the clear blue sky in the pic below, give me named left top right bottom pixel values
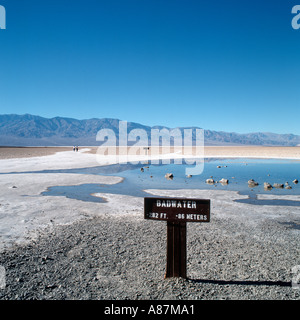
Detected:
left=0, top=0, right=300, bottom=134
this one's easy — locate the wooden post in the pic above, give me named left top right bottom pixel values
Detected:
left=165, top=221, right=187, bottom=278
left=143, top=147, right=150, bottom=164
left=144, top=197, right=210, bottom=279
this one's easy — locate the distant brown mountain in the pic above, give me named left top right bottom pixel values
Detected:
left=0, top=114, right=300, bottom=147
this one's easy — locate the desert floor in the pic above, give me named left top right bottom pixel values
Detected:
left=0, top=146, right=299, bottom=300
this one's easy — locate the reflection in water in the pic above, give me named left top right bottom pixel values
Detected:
left=40, top=158, right=300, bottom=207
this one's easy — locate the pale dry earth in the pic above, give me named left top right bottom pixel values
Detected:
left=1, top=146, right=300, bottom=160
left=0, top=147, right=71, bottom=159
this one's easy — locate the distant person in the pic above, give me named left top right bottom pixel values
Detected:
left=73, top=146, right=75, bottom=152
left=76, top=146, right=79, bottom=152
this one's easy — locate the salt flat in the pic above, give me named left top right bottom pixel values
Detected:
left=0, top=146, right=299, bottom=250
left=0, top=147, right=299, bottom=299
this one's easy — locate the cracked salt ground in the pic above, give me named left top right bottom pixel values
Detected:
left=0, top=214, right=299, bottom=300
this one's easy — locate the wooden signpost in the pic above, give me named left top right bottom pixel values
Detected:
left=144, top=197, right=210, bottom=279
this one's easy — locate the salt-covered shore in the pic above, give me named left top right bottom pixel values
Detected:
left=0, top=147, right=299, bottom=300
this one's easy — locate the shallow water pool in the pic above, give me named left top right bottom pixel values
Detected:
left=41, top=158, right=300, bottom=206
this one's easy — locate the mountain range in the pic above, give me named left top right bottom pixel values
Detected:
left=0, top=114, right=300, bottom=147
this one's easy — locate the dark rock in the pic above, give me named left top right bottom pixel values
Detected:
left=219, top=178, right=229, bottom=185
left=264, top=182, right=272, bottom=190
left=273, top=183, right=284, bottom=189
left=248, top=179, right=259, bottom=187
left=165, top=173, right=173, bottom=180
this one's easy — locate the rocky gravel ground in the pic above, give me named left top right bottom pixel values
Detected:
left=0, top=211, right=299, bottom=300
